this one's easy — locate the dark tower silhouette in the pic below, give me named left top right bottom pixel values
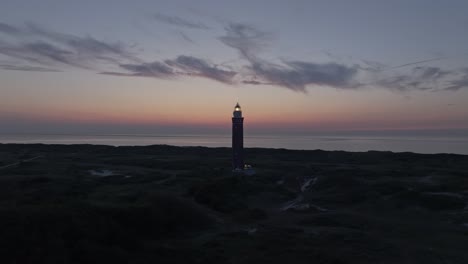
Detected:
left=232, top=103, right=244, bottom=170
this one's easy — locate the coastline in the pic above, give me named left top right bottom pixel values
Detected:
left=1, top=132, right=468, bottom=155
left=1, top=142, right=468, bottom=156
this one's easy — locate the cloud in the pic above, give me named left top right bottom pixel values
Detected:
left=0, top=22, right=20, bottom=35
left=445, top=78, right=468, bottom=91
left=444, top=69, right=468, bottom=91
left=25, top=23, right=138, bottom=62
left=152, top=13, right=210, bottom=30
left=102, top=55, right=236, bottom=84
left=246, top=60, right=360, bottom=92
left=375, top=75, right=413, bottom=91
left=390, top=57, right=447, bottom=69
left=0, top=22, right=138, bottom=71
left=219, top=23, right=359, bottom=91
left=241, top=80, right=270, bottom=85
left=374, top=66, right=468, bottom=91
left=165, top=55, right=236, bottom=84
left=217, top=22, right=468, bottom=92
left=0, top=41, right=83, bottom=67
left=218, top=23, right=271, bottom=60
left=0, top=63, right=60, bottom=72
left=101, top=61, right=174, bottom=78
left=178, top=31, right=195, bottom=43
left=1, top=21, right=467, bottom=93
left=0, top=21, right=373, bottom=91
left=413, top=66, right=450, bottom=79
left=218, top=23, right=468, bottom=92
left=360, top=60, right=386, bottom=72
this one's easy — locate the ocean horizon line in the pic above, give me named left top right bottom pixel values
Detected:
left=1, top=133, right=468, bottom=155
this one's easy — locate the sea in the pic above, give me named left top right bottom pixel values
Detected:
left=1, top=133, right=468, bottom=155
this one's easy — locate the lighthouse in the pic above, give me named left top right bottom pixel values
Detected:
left=232, top=102, right=244, bottom=170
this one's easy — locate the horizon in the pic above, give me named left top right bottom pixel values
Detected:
left=1, top=0, right=468, bottom=136
left=2, top=128, right=468, bottom=138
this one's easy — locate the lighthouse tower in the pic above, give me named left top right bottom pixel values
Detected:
left=232, top=103, right=244, bottom=170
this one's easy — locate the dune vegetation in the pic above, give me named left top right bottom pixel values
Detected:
left=1, top=144, right=468, bottom=263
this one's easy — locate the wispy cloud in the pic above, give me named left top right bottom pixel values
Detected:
left=444, top=69, right=468, bottom=91
left=178, top=31, right=195, bottom=43
left=0, top=63, right=60, bottom=72
left=165, top=55, right=236, bottom=84
left=217, top=23, right=468, bottom=92
left=101, top=61, right=174, bottom=78
left=102, top=55, right=236, bottom=84
left=445, top=79, right=468, bottom=91
left=374, top=66, right=468, bottom=91
left=1, top=21, right=467, bottom=92
left=360, top=60, right=386, bottom=72
left=246, top=59, right=360, bottom=92
left=0, top=22, right=20, bottom=35
left=241, top=80, right=271, bottom=85
left=218, top=23, right=271, bottom=60
left=0, top=22, right=138, bottom=71
left=390, top=57, right=448, bottom=70
left=152, top=13, right=210, bottom=30
left=26, top=23, right=138, bottom=61
left=0, top=41, right=85, bottom=68
left=219, top=23, right=359, bottom=91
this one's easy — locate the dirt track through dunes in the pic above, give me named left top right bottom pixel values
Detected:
left=0, top=155, right=42, bottom=170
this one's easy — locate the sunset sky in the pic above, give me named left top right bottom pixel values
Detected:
left=1, top=0, right=468, bottom=135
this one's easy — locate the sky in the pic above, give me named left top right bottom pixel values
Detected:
left=1, top=0, right=468, bottom=135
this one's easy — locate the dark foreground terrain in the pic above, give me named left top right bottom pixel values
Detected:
left=1, top=144, right=468, bottom=264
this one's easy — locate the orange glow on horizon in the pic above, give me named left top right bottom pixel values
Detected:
left=3, top=107, right=467, bottom=133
